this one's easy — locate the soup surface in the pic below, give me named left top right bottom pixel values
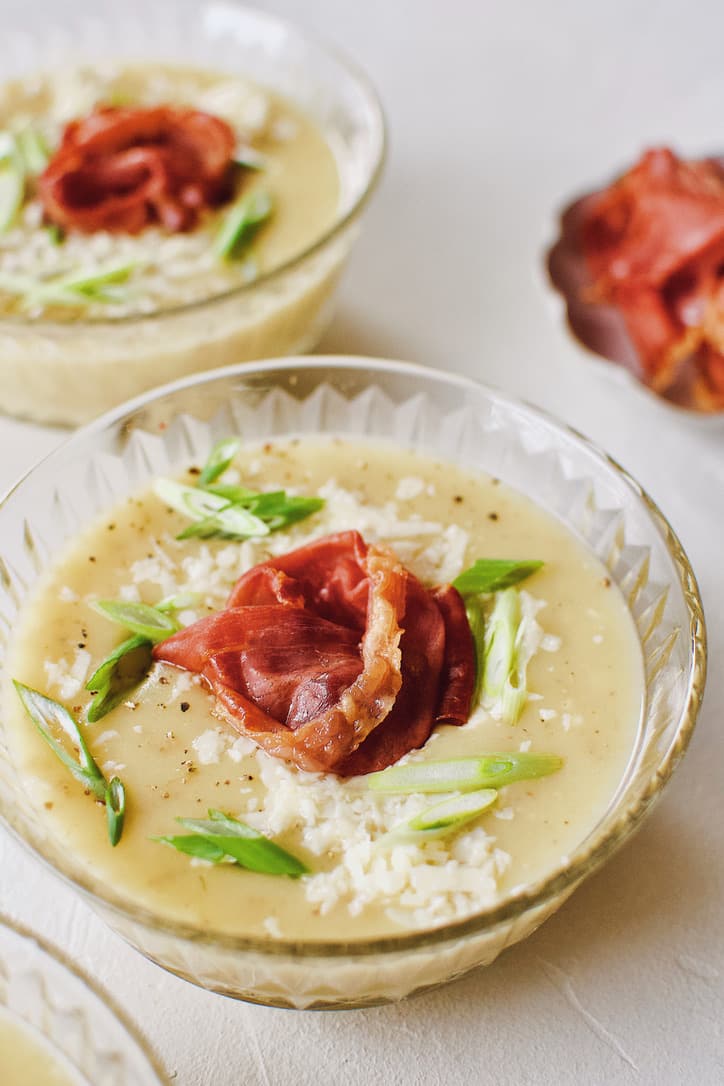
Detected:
left=0, top=1007, right=84, bottom=1086
left=0, top=63, right=340, bottom=318
left=4, top=438, right=644, bottom=940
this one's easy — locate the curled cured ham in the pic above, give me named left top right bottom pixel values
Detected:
left=579, top=147, right=724, bottom=410
left=39, top=105, right=236, bottom=234
left=153, top=531, right=475, bottom=775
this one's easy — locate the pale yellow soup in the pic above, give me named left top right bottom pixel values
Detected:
left=3, top=439, right=644, bottom=940
left=0, top=63, right=340, bottom=318
left=0, top=1008, right=83, bottom=1086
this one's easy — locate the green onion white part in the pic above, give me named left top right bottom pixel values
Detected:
left=377, top=789, right=498, bottom=846
left=367, top=752, right=564, bottom=794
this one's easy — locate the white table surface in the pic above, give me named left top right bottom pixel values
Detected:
left=1, top=1, right=723, bottom=1083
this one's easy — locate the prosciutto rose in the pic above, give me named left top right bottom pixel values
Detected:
left=153, top=531, right=475, bottom=775
left=39, top=105, right=236, bottom=234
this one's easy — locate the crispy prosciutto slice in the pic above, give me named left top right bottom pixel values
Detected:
left=153, top=531, right=475, bottom=775
left=579, top=147, right=724, bottom=409
left=39, top=105, right=236, bottom=234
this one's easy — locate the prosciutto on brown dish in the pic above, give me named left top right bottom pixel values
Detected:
left=579, top=147, right=724, bottom=410
left=39, top=105, right=236, bottom=234
left=153, top=531, right=475, bottom=775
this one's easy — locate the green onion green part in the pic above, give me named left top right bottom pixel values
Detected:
left=105, top=776, right=126, bottom=847
left=154, top=467, right=324, bottom=542
left=154, top=808, right=308, bottom=877
left=453, top=559, right=543, bottom=596
left=367, top=752, right=564, bottom=794
left=198, top=437, right=242, bottom=486
left=91, top=600, right=180, bottom=643
left=0, top=260, right=138, bottom=307
left=13, top=682, right=126, bottom=845
left=0, top=139, right=25, bottom=234
left=85, top=634, right=154, bottom=723
left=214, top=188, right=273, bottom=260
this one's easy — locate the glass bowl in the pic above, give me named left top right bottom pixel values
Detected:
left=0, top=912, right=167, bottom=1083
left=0, top=356, right=706, bottom=1009
left=0, top=0, right=385, bottom=425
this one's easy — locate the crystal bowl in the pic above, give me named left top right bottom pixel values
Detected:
left=0, top=357, right=706, bottom=1008
left=0, top=912, right=167, bottom=1083
left=0, top=1, right=385, bottom=425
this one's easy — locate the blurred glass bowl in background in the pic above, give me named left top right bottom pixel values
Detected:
left=0, top=912, right=167, bottom=1084
left=0, top=0, right=385, bottom=425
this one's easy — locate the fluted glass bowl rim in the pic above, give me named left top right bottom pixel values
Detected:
left=0, top=0, right=386, bottom=327
left=0, top=911, right=169, bottom=1082
left=0, top=355, right=707, bottom=959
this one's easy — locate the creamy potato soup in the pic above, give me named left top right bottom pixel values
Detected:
left=3, top=439, right=644, bottom=940
left=0, top=63, right=339, bottom=318
left=0, top=1008, right=83, bottom=1086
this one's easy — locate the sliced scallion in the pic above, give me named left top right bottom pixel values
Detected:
left=105, top=776, right=126, bottom=846
left=156, top=591, right=203, bottom=613
left=378, top=789, right=498, bottom=846
left=453, top=559, right=543, bottom=596
left=85, top=634, right=154, bottom=724
left=13, top=682, right=126, bottom=846
left=233, top=144, right=267, bottom=171
left=15, top=128, right=49, bottom=176
left=154, top=808, right=308, bottom=877
left=214, top=188, right=273, bottom=260
left=0, top=260, right=138, bottom=307
left=198, top=437, right=242, bottom=487
left=482, top=587, right=530, bottom=722
left=367, top=752, right=564, bottom=794
left=0, top=140, right=24, bottom=234
left=91, top=600, right=180, bottom=643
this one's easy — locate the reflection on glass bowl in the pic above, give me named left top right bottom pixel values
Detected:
left=0, top=912, right=167, bottom=1084
left=0, top=357, right=706, bottom=1009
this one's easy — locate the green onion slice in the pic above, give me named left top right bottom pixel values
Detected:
left=0, top=144, right=24, bottom=235
left=233, top=144, right=267, bottom=171
left=367, top=752, right=564, bottom=794
left=481, top=587, right=531, bottom=723
left=198, top=437, right=242, bottom=486
left=156, top=591, right=203, bottom=613
left=85, top=634, right=154, bottom=724
left=0, top=260, right=138, bottom=307
left=154, top=808, right=308, bottom=877
left=214, top=188, right=273, bottom=260
left=105, top=776, right=126, bottom=847
left=13, top=681, right=106, bottom=799
left=91, top=600, right=180, bottom=643
left=13, top=682, right=126, bottom=846
left=465, top=597, right=486, bottom=705
left=378, top=789, right=498, bottom=846
left=453, top=559, right=543, bottom=596
left=16, top=128, right=50, bottom=175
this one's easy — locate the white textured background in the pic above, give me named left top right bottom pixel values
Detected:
left=1, top=1, right=723, bottom=1084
